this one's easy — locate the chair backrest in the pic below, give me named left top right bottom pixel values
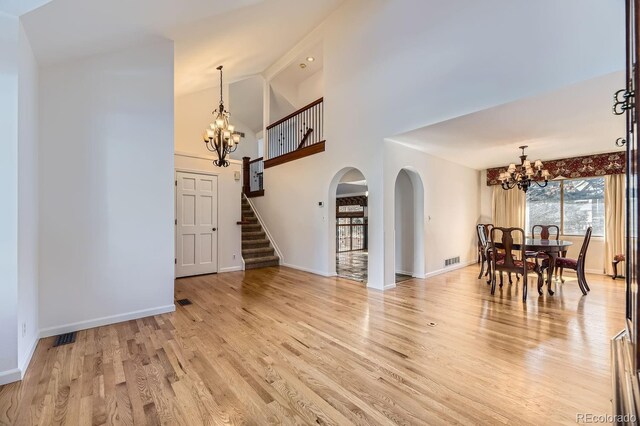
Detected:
left=531, top=224, right=560, bottom=240
left=578, top=226, right=593, bottom=263
left=477, top=224, right=493, bottom=249
left=490, top=227, right=525, bottom=271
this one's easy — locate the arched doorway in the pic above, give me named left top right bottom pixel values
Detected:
left=394, top=168, right=425, bottom=281
left=330, top=168, right=369, bottom=282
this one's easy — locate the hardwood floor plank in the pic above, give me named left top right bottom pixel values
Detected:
left=0, top=266, right=625, bottom=425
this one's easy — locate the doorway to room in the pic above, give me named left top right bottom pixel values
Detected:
left=394, top=168, right=425, bottom=283
left=335, top=169, right=368, bottom=282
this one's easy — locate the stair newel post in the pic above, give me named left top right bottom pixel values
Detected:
left=242, top=156, right=250, bottom=196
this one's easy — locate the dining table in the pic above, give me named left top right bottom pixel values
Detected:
left=494, top=238, right=573, bottom=295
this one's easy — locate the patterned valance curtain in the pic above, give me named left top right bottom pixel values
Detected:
left=486, top=152, right=625, bottom=186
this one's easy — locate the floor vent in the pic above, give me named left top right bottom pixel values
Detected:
left=444, top=256, right=460, bottom=267
left=176, top=298, right=192, bottom=306
left=53, top=332, right=76, bottom=347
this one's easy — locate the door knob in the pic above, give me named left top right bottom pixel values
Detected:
left=212, top=227, right=217, bottom=231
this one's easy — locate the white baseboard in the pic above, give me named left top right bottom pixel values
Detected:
left=280, top=262, right=332, bottom=277
left=395, top=269, right=413, bottom=276
left=383, top=283, right=397, bottom=290
left=0, top=368, right=22, bottom=386
left=558, top=268, right=605, bottom=276
left=219, top=266, right=243, bottom=273
left=18, top=335, right=39, bottom=380
left=39, top=304, right=176, bottom=339
left=425, top=260, right=476, bottom=279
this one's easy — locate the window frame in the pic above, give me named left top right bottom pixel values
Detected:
left=526, top=176, right=605, bottom=238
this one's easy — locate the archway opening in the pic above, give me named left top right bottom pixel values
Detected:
left=334, top=168, right=368, bottom=282
left=394, top=168, right=425, bottom=282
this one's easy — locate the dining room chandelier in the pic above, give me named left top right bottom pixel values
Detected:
left=202, top=65, right=240, bottom=167
left=498, top=145, right=551, bottom=193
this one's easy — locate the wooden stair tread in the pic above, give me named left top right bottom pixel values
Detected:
left=242, top=239, right=270, bottom=245
left=242, top=247, right=274, bottom=255
left=241, top=195, right=279, bottom=269
left=244, top=255, right=279, bottom=264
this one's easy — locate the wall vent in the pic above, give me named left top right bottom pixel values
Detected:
left=444, top=256, right=460, bottom=267
left=53, top=332, right=76, bottom=347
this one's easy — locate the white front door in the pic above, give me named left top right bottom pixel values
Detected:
left=175, top=172, right=218, bottom=277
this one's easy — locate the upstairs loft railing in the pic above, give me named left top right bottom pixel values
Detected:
left=242, top=98, right=325, bottom=197
left=242, top=156, right=264, bottom=198
left=265, top=97, right=324, bottom=168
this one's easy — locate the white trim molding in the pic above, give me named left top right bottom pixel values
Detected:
left=425, top=260, right=476, bottom=279
left=18, top=335, right=39, bottom=380
left=280, top=262, right=332, bottom=277
left=219, top=266, right=243, bottom=273
left=0, top=368, right=22, bottom=386
left=39, top=305, right=176, bottom=339
left=174, top=151, right=242, bottom=165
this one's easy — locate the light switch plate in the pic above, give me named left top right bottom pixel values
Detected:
left=234, top=171, right=241, bottom=181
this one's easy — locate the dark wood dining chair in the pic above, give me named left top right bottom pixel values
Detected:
left=531, top=224, right=560, bottom=241
left=527, top=224, right=565, bottom=281
left=476, top=223, right=493, bottom=272
left=476, top=224, right=493, bottom=279
left=612, top=254, right=625, bottom=279
left=541, top=226, right=592, bottom=295
left=478, top=224, right=517, bottom=285
left=490, top=227, right=544, bottom=302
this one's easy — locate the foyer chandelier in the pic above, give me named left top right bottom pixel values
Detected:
left=202, top=65, right=240, bottom=167
left=498, top=145, right=551, bottom=193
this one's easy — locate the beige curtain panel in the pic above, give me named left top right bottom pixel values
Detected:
left=605, top=174, right=625, bottom=276
left=492, top=187, right=526, bottom=242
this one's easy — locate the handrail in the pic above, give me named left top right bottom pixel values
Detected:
left=266, top=97, right=323, bottom=130
left=249, top=157, right=263, bottom=165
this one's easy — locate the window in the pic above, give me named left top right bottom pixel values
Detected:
left=338, top=205, right=364, bottom=213
left=525, top=177, right=605, bottom=237
left=526, top=181, right=561, bottom=232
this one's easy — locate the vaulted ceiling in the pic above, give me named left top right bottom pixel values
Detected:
left=20, top=0, right=344, bottom=95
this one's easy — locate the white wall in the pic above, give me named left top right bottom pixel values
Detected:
left=38, top=41, right=175, bottom=336
left=0, top=11, right=20, bottom=382
left=174, top=153, right=244, bottom=273
left=251, top=0, right=621, bottom=289
left=269, top=69, right=324, bottom=124
left=383, top=142, right=478, bottom=284
left=394, top=170, right=414, bottom=275
left=175, top=86, right=259, bottom=161
left=297, top=69, right=323, bottom=106
left=479, top=170, right=492, bottom=223
left=0, top=13, right=40, bottom=385
left=17, top=20, right=39, bottom=374
left=174, top=84, right=253, bottom=274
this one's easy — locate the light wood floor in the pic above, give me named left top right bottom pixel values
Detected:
left=0, top=266, right=626, bottom=425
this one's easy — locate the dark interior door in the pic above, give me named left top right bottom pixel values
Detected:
left=622, top=0, right=640, bottom=369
